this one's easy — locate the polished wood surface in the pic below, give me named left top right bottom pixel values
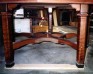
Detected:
left=0, top=0, right=90, bottom=68
left=0, top=0, right=93, bottom=3
left=77, top=13, right=88, bottom=64
left=1, top=12, right=14, bottom=67
left=13, top=33, right=77, bottom=50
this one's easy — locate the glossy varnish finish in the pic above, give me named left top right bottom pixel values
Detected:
left=0, top=1, right=89, bottom=68
left=77, top=13, right=88, bottom=64
left=1, top=12, right=14, bottom=67
left=13, top=33, right=77, bottom=50
left=0, top=0, right=93, bottom=3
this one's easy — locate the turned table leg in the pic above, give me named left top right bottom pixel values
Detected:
left=1, top=12, right=15, bottom=67
left=76, top=4, right=88, bottom=68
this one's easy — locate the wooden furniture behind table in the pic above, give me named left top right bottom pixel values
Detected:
left=0, top=0, right=92, bottom=68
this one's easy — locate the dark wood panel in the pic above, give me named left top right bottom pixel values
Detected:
left=7, top=4, right=18, bottom=11
left=0, top=4, right=6, bottom=12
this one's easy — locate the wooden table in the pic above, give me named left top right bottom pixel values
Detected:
left=0, top=0, right=92, bottom=68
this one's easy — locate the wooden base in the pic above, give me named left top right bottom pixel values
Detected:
left=76, top=62, right=84, bottom=68
left=6, top=61, right=15, bottom=68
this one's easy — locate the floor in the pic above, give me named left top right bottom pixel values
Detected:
left=0, top=26, right=93, bottom=74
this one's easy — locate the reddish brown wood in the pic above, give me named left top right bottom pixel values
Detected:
left=77, top=13, right=88, bottom=65
left=13, top=38, right=35, bottom=49
left=58, top=39, right=77, bottom=49
left=13, top=33, right=77, bottom=50
left=84, top=0, right=93, bottom=4
left=63, top=33, right=77, bottom=39
left=7, top=4, right=18, bottom=11
left=15, top=32, right=77, bottom=39
left=34, top=32, right=50, bottom=38
left=0, top=0, right=93, bottom=4
left=0, top=0, right=37, bottom=3
left=1, top=12, right=14, bottom=67
left=15, top=32, right=63, bottom=38
left=0, top=2, right=89, bottom=68
left=13, top=37, right=77, bottom=50
left=35, top=38, right=58, bottom=43
left=51, top=32, right=64, bottom=38
left=38, top=0, right=84, bottom=3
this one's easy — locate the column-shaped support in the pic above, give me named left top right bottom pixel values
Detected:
left=48, top=7, right=53, bottom=34
left=76, top=4, right=88, bottom=68
left=1, top=12, right=14, bottom=67
left=53, top=9, right=58, bottom=26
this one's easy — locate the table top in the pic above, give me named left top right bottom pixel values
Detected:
left=0, top=0, right=93, bottom=4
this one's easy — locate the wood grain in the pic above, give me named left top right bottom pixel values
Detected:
left=0, top=0, right=93, bottom=4
left=1, top=12, right=14, bottom=65
left=77, top=14, right=88, bottom=64
left=13, top=33, right=77, bottom=50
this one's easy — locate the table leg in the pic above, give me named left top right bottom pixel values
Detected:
left=76, top=14, right=88, bottom=68
left=1, top=12, right=15, bottom=67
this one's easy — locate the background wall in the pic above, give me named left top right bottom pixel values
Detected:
left=14, top=19, right=30, bottom=33
left=14, top=8, right=31, bottom=33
